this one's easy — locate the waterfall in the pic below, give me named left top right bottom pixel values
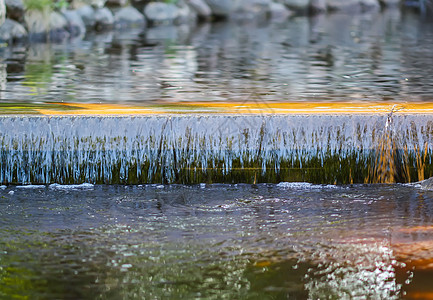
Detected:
left=0, top=114, right=432, bottom=184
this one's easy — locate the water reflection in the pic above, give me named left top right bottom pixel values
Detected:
left=1, top=184, right=433, bottom=298
left=0, top=10, right=432, bottom=105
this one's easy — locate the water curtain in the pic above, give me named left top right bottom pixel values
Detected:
left=0, top=114, right=432, bottom=184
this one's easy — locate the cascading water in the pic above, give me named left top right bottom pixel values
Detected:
left=1, top=114, right=431, bottom=185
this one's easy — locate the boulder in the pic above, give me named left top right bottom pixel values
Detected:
left=326, top=0, right=361, bottom=12
left=0, top=0, right=4, bottom=26
left=50, top=11, right=70, bottom=40
left=94, top=7, right=114, bottom=30
left=379, top=0, right=400, bottom=7
left=187, top=0, right=212, bottom=20
left=269, top=2, right=292, bottom=19
left=0, top=18, right=27, bottom=43
left=5, top=0, right=24, bottom=22
left=144, top=2, right=179, bottom=25
left=360, top=0, right=380, bottom=11
left=310, top=0, right=326, bottom=14
left=106, top=0, right=128, bottom=7
left=114, top=6, right=146, bottom=28
left=70, top=0, right=106, bottom=9
left=25, top=10, right=69, bottom=41
left=76, top=4, right=96, bottom=27
left=176, top=0, right=197, bottom=24
left=204, top=0, right=234, bottom=17
left=62, top=9, right=86, bottom=37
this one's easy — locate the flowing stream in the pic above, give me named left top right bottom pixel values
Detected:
left=1, top=9, right=433, bottom=299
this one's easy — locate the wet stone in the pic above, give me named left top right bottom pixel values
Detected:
left=62, top=9, right=86, bottom=37
left=0, top=18, right=27, bottom=43
left=113, top=6, right=146, bottom=29
left=144, top=2, right=179, bottom=25
left=5, top=0, right=24, bottom=23
left=94, top=7, right=114, bottom=30
left=76, top=5, right=96, bottom=27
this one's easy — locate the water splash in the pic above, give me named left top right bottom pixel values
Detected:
left=0, top=114, right=431, bottom=185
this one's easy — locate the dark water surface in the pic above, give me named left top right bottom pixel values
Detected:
left=1, top=10, right=433, bottom=106
left=1, top=183, right=433, bottom=299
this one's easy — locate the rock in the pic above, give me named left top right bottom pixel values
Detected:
left=0, top=18, right=27, bottom=43
left=379, top=0, right=400, bottom=7
left=269, top=2, right=292, bottom=19
left=76, top=4, right=96, bottom=27
left=70, top=0, right=106, bottom=9
left=360, top=0, right=380, bottom=11
left=281, top=0, right=310, bottom=14
left=0, top=0, right=4, bottom=26
left=50, top=11, right=70, bottom=40
left=187, top=0, right=212, bottom=20
left=419, top=177, right=433, bottom=190
left=25, top=10, right=69, bottom=41
left=144, top=2, right=179, bottom=25
left=114, top=6, right=146, bottom=29
left=326, top=0, right=361, bottom=12
left=94, top=7, right=114, bottom=30
left=90, top=0, right=106, bottom=8
left=5, top=0, right=24, bottom=23
left=204, top=0, right=234, bottom=17
left=176, top=0, right=197, bottom=24
left=234, top=0, right=272, bottom=19
left=62, top=9, right=86, bottom=37
left=106, top=0, right=128, bottom=7
left=310, top=0, right=326, bottom=14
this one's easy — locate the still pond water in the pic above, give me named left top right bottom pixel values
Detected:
left=0, top=10, right=433, bottom=106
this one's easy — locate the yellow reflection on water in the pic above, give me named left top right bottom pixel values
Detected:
left=28, top=101, right=433, bottom=116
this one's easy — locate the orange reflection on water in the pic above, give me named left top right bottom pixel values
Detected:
left=32, top=101, right=433, bottom=116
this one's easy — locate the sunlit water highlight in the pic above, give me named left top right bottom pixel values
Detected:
left=1, top=183, right=432, bottom=299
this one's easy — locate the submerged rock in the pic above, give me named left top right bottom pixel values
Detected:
left=114, top=6, right=146, bottom=28
left=0, top=18, right=27, bottom=43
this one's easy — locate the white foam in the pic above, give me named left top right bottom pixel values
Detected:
left=0, top=185, right=6, bottom=190
left=277, top=182, right=313, bottom=189
left=277, top=182, right=338, bottom=189
left=16, top=185, right=46, bottom=189
left=8, top=191, right=14, bottom=195
left=49, top=183, right=94, bottom=190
